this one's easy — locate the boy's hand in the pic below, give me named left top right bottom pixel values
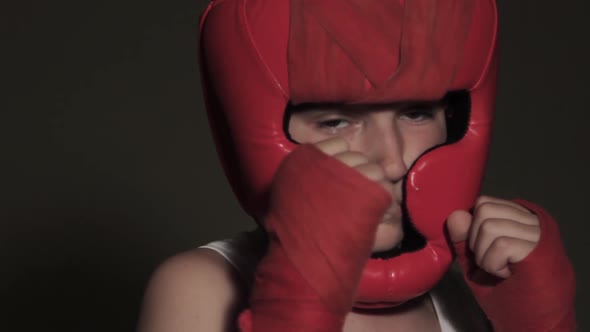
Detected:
left=314, top=137, right=402, bottom=252
left=314, top=137, right=395, bottom=195
left=240, top=141, right=393, bottom=331
left=446, top=196, right=541, bottom=278
left=447, top=197, right=576, bottom=331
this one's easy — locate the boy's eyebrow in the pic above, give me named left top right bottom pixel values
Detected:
left=289, top=108, right=357, bottom=120
left=289, top=99, right=447, bottom=114
left=399, top=101, right=448, bottom=109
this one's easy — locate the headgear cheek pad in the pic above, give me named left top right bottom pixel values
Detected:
left=199, top=0, right=498, bottom=307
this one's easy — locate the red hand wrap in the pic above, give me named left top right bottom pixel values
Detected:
left=239, top=145, right=391, bottom=331
left=454, top=200, right=576, bottom=331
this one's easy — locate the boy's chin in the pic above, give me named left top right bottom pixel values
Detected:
left=371, top=222, right=404, bottom=253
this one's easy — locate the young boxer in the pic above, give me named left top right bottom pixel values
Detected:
left=138, top=1, right=576, bottom=331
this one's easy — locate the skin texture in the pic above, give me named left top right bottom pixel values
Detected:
left=138, top=103, right=542, bottom=331
left=288, top=102, right=447, bottom=252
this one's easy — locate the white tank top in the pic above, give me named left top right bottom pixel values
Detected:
left=201, top=229, right=492, bottom=332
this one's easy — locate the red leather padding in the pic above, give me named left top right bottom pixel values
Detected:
left=199, top=0, right=499, bottom=307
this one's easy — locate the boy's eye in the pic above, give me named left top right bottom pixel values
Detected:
left=400, top=107, right=436, bottom=121
left=317, top=118, right=350, bottom=129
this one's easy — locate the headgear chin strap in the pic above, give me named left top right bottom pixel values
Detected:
left=199, top=0, right=498, bottom=307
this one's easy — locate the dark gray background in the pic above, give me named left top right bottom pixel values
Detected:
left=2, top=0, right=588, bottom=331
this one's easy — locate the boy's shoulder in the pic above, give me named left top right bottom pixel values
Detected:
left=150, top=248, right=242, bottom=293
left=138, top=248, right=246, bottom=332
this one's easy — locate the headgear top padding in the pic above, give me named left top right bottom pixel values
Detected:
left=289, top=0, right=477, bottom=103
left=200, top=0, right=498, bottom=307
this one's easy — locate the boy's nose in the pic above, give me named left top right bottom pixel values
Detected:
left=381, top=151, right=407, bottom=183
left=364, top=115, right=407, bottom=183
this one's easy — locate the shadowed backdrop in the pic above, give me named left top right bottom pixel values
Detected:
left=2, top=0, right=588, bottom=330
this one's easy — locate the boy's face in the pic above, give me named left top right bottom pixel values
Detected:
left=288, top=101, right=447, bottom=253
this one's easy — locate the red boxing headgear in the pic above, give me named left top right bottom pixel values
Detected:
left=199, top=0, right=498, bottom=307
